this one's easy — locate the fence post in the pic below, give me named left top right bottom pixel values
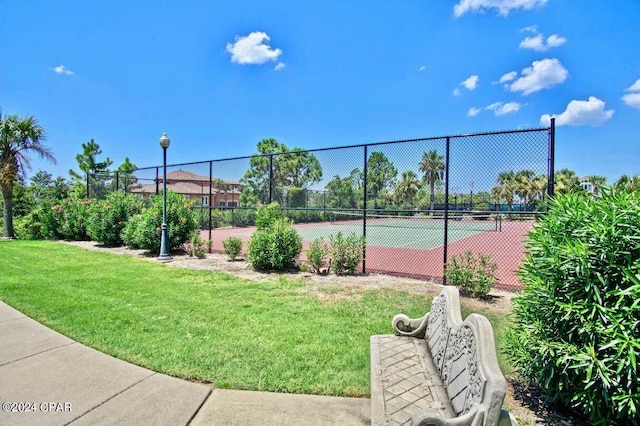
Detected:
left=115, top=171, right=120, bottom=192
left=155, top=167, right=160, bottom=195
left=547, top=117, right=556, bottom=200
left=362, top=145, right=368, bottom=274
left=268, top=154, right=274, bottom=204
left=209, top=161, right=213, bottom=248
left=443, top=137, right=451, bottom=284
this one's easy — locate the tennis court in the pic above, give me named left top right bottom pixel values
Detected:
left=293, top=212, right=501, bottom=249
left=205, top=214, right=530, bottom=291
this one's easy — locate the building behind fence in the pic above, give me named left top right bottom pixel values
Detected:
left=89, top=122, right=555, bottom=290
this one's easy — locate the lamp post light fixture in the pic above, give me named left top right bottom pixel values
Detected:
left=157, top=133, right=172, bottom=261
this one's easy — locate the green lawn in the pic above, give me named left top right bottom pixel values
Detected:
left=0, top=240, right=512, bottom=397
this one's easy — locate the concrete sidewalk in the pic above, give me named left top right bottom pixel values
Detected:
left=0, top=301, right=369, bottom=425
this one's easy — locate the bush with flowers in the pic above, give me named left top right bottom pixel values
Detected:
left=86, top=192, right=143, bottom=246
left=46, top=198, right=94, bottom=241
left=122, top=190, right=197, bottom=252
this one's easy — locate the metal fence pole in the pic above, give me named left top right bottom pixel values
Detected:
left=443, top=137, right=451, bottom=284
left=547, top=117, right=556, bottom=200
left=155, top=167, right=160, bottom=195
left=115, top=171, right=120, bottom=192
left=362, top=145, right=368, bottom=274
left=209, top=161, right=213, bottom=248
left=268, top=154, right=274, bottom=204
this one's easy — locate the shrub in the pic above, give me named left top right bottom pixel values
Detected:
left=222, top=236, right=243, bottom=260
left=182, top=234, right=208, bottom=258
left=306, top=237, right=331, bottom=274
left=14, top=206, right=50, bottom=240
left=227, top=209, right=255, bottom=227
left=122, top=191, right=197, bottom=253
left=246, top=217, right=302, bottom=270
left=195, top=207, right=227, bottom=229
left=505, top=188, right=640, bottom=425
left=444, top=250, right=497, bottom=298
left=255, top=202, right=283, bottom=230
left=86, top=192, right=143, bottom=246
left=48, top=198, right=94, bottom=241
left=330, top=232, right=365, bottom=275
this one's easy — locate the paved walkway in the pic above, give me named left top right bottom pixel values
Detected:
left=0, top=301, right=369, bottom=425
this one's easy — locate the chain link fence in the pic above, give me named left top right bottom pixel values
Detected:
left=89, top=122, right=555, bottom=290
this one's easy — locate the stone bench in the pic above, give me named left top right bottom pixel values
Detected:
left=369, top=286, right=517, bottom=426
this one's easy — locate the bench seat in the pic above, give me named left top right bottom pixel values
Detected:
left=369, top=286, right=517, bottom=426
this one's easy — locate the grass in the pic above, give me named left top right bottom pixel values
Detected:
left=0, top=240, right=513, bottom=397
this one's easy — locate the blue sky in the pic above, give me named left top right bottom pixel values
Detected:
left=2, top=0, right=639, bottom=186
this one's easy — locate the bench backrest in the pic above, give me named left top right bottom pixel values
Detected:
left=425, top=287, right=507, bottom=425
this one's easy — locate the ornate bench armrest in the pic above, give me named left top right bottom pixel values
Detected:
left=411, top=403, right=483, bottom=426
left=392, top=313, right=429, bottom=338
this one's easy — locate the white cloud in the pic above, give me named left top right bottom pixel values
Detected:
left=226, top=31, right=282, bottom=65
left=274, top=62, right=286, bottom=71
left=540, top=97, right=614, bottom=126
left=499, top=71, right=517, bottom=84
left=624, top=79, right=640, bottom=93
left=454, top=0, right=548, bottom=17
left=453, top=88, right=461, bottom=96
left=53, top=65, right=74, bottom=75
left=520, top=25, right=538, bottom=33
left=546, top=34, right=567, bottom=48
left=622, top=79, right=640, bottom=110
left=519, top=33, right=566, bottom=51
left=507, top=58, right=568, bottom=95
left=419, top=65, right=426, bottom=72
left=467, top=107, right=482, bottom=117
left=461, top=75, right=479, bottom=90
left=622, top=93, right=640, bottom=110
left=486, top=101, right=522, bottom=116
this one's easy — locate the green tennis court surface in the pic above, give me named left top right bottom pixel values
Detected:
left=293, top=214, right=500, bottom=249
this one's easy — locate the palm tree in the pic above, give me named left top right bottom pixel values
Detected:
left=531, top=174, right=548, bottom=206
left=496, top=171, right=516, bottom=210
left=588, top=175, right=607, bottom=195
left=394, top=171, right=421, bottom=205
left=514, top=170, right=535, bottom=208
left=419, top=150, right=445, bottom=212
left=0, top=113, right=55, bottom=238
left=615, top=174, right=640, bottom=192
left=554, top=169, right=581, bottom=195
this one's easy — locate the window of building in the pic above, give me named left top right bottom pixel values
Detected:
left=201, top=196, right=209, bottom=206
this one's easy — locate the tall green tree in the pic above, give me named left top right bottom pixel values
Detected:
left=116, top=157, right=137, bottom=191
left=419, top=150, right=445, bottom=211
left=0, top=113, right=55, bottom=238
left=365, top=151, right=397, bottom=205
left=29, top=170, right=69, bottom=203
left=241, top=139, right=323, bottom=204
left=394, top=170, right=421, bottom=205
left=69, top=139, right=113, bottom=198
left=325, top=174, right=357, bottom=209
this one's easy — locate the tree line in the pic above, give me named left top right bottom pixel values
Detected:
left=2, top=112, right=639, bottom=237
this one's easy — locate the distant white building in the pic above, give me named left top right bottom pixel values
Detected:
left=580, top=176, right=595, bottom=193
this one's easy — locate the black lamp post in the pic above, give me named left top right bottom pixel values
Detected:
left=157, top=133, right=172, bottom=261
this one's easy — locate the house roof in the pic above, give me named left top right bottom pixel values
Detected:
left=159, top=169, right=241, bottom=186
left=128, top=182, right=241, bottom=196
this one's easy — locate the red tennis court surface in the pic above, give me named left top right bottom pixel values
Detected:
left=201, top=220, right=534, bottom=291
